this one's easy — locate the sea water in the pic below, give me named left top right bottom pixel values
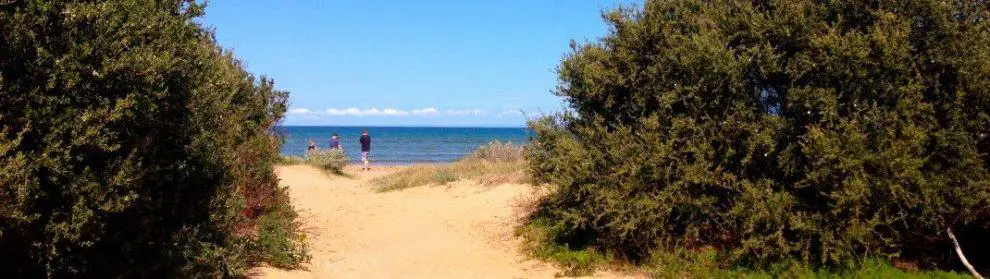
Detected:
left=279, top=126, right=530, bottom=164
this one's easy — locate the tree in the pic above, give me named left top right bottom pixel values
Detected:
left=528, top=0, right=990, bottom=270
left=0, top=0, right=297, bottom=277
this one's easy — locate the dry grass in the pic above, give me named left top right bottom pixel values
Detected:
left=373, top=141, right=530, bottom=192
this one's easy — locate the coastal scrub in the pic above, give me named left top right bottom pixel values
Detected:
left=526, top=0, right=990, bottom=276
left=0, top=1, right=307, bottom=276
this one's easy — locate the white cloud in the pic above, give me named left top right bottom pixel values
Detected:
left=500, top=110, right=523, bottom=115
left=500, top=109, right=546, bottom=118
left=381, top=108, right=408, bottom=116
left=325, top=108, right=357, bottom=116
left=412, top=107, right=439, bottom=115
left=288, top=108, right=314, bottom=114
left=445, top=109, right=486, bottom=116
left=323, top=107, right=451, bottom=117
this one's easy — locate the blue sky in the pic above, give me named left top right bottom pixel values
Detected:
left=202, top=1, right=636, bottom=127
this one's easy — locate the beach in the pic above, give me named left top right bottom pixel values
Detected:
left=249, top=164, right=635, bottom=279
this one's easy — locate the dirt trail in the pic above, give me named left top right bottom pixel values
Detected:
left=250, top=165, right=634, bottom=279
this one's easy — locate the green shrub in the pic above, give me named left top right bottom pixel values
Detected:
left=528, top=0, right=990, bottom=273
left=307, top=149, right=348, bottom=173
left=248, top=186, right=310, bottom=268
left=0, top=1, right=306, bottom=277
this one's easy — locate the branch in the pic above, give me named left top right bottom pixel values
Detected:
left=948, top=228, right=984, bottom=279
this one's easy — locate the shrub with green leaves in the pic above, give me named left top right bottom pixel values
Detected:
left=528, top=0, right=990, bottom=272
left=307, top=149, right=348, bottom=173
left=1, top=0, right=306, bottom=277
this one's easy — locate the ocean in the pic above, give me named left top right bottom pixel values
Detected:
left=279, top=126, right=530, bottom=164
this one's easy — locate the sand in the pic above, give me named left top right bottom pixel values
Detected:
left=249, top=165, right=636, bottom=279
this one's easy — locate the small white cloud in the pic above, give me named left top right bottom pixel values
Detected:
left=364, top=108, right=383, bottom=116
left=412, top=107, right=439, bottom=115
left=381, top=108, right=409, bottom=116
left=500, top=109, right=545, bottom=118
left=288, top=108, right=314, bottom=114
left=325, top=108, right=349, bottom=116
left=445, top=109, right=486, bottom=116
left=323, top=107, right=446, bottom=117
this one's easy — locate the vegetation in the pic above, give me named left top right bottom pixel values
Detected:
left=276, top=154, right=306, bottom=165
left=306, top=149, right=348, bottom=173
left=526, top=0, right=990, bottom=276
left=0, top=1, right=307, bottom=277
left=374, top=140, right=528, bottom=191
left=521, top=217, right=968, bottom=278
left=248, top=186, right=310, bottom=268
left=517, top=217, right=611, bottom=277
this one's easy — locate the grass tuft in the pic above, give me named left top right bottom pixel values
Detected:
left=306, top=149, right=348, bottom=173
left=275, top=154, right=305, bottom=165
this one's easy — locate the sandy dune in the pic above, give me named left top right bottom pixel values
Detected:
left=250, top=165, right=634, bottom=279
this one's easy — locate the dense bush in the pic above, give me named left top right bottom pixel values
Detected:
left=307, top=149, right=348, bottom=173
left=528, top=0, right=990, bottom=272
left=0, top=0, right=305, bottom=277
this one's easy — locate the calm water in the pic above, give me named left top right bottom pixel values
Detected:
left=279, top=126, right=530, bottom=164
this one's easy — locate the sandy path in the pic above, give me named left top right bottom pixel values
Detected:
left=250, top=165, right=634, bottom=279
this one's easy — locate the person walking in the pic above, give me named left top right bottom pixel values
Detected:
left=359, top=129, right=371, bottom=171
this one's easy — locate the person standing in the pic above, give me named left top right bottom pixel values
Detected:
left=329, top=133, right=342, bottom=150
left=307, top=139, right=317, bottom=152
left=359, top=129, right=371, bottom=171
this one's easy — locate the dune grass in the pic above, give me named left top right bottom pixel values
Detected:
left=277, top=150, right=349, bottom=176
left=276, top=154, right=306, bottom=165
left=373, top=140, right=529, bottom=192
left=306, top=149, right=348, bottom=173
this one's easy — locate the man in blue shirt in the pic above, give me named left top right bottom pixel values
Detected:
left=359, top=129, right=371, bottom=171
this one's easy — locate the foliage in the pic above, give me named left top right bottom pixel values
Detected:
left=517, top=216, right=609, bottom=277
left=306, top=149, right=348, bottom=173
left=248, top=186, right=310, bottom=268
left=645, top=250, right=970, bottom=279
left=527, top=0, right=990, bottom=273
left=520, top=216, right=968, bottom=278
left=374, top=141, right=529, bottom=192
left=0, top=0, right=306, bottom=277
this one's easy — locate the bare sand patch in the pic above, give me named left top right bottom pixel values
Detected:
left=250, top=165, right=635, bottom=279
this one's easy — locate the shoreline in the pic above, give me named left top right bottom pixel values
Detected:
left=279, top=154, right=463, bottom=167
